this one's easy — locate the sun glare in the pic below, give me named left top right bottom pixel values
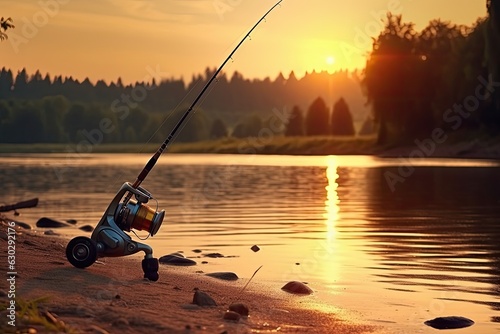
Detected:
left=326, top=56, right=336, bottom=66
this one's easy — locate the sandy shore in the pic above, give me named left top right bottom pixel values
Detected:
left=1, top=217, right=377, bottom=334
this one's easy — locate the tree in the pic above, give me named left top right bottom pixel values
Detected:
left=0, top=17, right=14, bottom=41
left=285, top=105, right=304, bottom=136
left=363, top=14, right=419, bottom=144
left=231, top=114, right=262, bottom=138
left=485, top=0, right=500, bottom=119
left=210, top=118, right=228, bottom=139
left=305, top=97, right=329, bottom=136
left=331, top=98, right=355, bottom=136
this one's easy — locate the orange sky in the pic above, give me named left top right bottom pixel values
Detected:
left=2, top=0, right=487, bottom=84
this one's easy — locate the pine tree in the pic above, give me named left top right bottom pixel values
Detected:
left=285, top=105, right=304, bottom=136
left=331, top=98, right=355, bottom=136
left=305, top=97, right=329, bottom=136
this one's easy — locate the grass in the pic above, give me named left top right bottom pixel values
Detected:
left=0, top=136, right=379, bottom=155
left=0, top=297, right=77, bottom=333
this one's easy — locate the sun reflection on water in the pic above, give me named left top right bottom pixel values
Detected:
left=324, top=156, right=340, bottom=243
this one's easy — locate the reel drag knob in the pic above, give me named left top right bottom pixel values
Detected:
left=142, top=257, right=159, bottom=281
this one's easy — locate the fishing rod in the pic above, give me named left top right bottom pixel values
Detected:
left=123, top=0, right=284, bottom=204
left=65, top=1, right=284, bottom=281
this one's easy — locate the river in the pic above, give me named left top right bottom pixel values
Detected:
left=1, top=153, right=500, bottom=333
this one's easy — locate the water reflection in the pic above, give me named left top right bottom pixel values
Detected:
left=324, top=156, right=340, bottom=242
left=364, top=167, right=500, bottom=317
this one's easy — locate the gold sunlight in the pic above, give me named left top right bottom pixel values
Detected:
left=324, top=156, right=340, bottom=242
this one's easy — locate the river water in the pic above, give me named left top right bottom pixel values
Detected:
left=1, top=153, right=500, bottom=333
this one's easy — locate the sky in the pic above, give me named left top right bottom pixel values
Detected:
left=1, top=0, right=488, bottom=85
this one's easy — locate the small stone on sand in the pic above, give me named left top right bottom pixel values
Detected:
left=192, top=290, right=217, bottom=307
left=159, top=254, right=196, bottom=266
left=228, top=303, right=249, bottom=316
left=79, top=225, right=94, bottom=232
left=206, top=272, right=239, bottom=281
left=251, top=245, right=260, bottom=252
left=424, top=316, right=474, bottom=329
left=223, top=311, right=241, bottom=322
left=281, top=281, right=313, bottom=295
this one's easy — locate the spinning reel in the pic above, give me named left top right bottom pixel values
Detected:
left=66, top=182, right=165, bottom=281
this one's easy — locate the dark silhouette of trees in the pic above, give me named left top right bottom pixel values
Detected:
left=285, top=106, right=305, bottom=136
left=331, top=98, right=355, bottom=136
left=363, top=7, right=498, bottom=145
left=485, top=0, right=500, bottom=120
left=232, top=114, right=263, bottom=138
left=363, top=14, right=419, bottom=144
left=305, top=97, right=329, bottom=136
left=0, top=17, right=14, bottom=41
left=359, top=116, right=375, bottom=136
left=210, top=118, right=228, bottom=139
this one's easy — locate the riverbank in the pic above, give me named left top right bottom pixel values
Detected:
left=1, top=134, right=500, bottom=159
left=0, top=216, right=377, bottom=334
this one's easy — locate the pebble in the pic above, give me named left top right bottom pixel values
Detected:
left=159, top=254, right=196, bottom=266
left=15, top=221, right=32, bottom=229
left=36, top=217, right=72, bottom=228
left=228, top=303, right=249, bottom=316
left=79, top=225, right=94, bottom=232
left=424, top=316, right=474, bottom=329
left=44, top=230, right=59, bottom=236
left=281, top=281, right=313, bottom=295
left=192, top=249, right=202, bottom=253
left=206, top=272, right=239, bottom=281
left=192, top=290, right=217, bottom=307
left=223, top=311, right=241, bottom=322
left=203, top=252, right=224, bottom=258
left=251, top=245, right=260, bottom=252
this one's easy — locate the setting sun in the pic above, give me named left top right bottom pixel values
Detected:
left=326, top=56, right=336, bottom=66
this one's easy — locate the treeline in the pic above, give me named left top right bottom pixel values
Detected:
left=0, top=93, right=361, bottom=144
left=363, top=1, right=500, bottom=145
left=0, top=67, right=369, bottom=144
left=0, top=66, right=369, bottom=143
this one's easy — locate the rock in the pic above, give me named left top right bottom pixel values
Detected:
left=281, top=281, right=313, bottom=295
left=228, top=303, right=249, bottom=316
left=44, top=230, right=59, bottom=236
left=251, top=245, right=260, bottom=252
left=192, top=249, right=202, bottom=253
left=36, top=217, right=72, bottom=228
left=203, top=252, right=224, bottom=258
left=159, top=254, right=196, bottom=266
left=15, top=221, right=31, bottom=230
left=424, top=316, right=474, bottom=330
left=201, top=261, right=208, bottom=264
left=66, top=219, right=77, bottom=225
left=206, top=272, right=239, bottom=281
left=223, top=311, right=241, bottom=322
left=79, top=225, right=94, bottom=232
left=192, top=290, right=217, bottom=307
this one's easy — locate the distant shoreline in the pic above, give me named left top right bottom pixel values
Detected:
left=1, top=135, right=499, bottom=160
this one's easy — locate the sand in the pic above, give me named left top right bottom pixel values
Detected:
left=0, top=217, right=378, bottom=334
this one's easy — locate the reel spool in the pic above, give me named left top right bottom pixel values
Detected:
left=116, top=201, right=164, bottom=237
